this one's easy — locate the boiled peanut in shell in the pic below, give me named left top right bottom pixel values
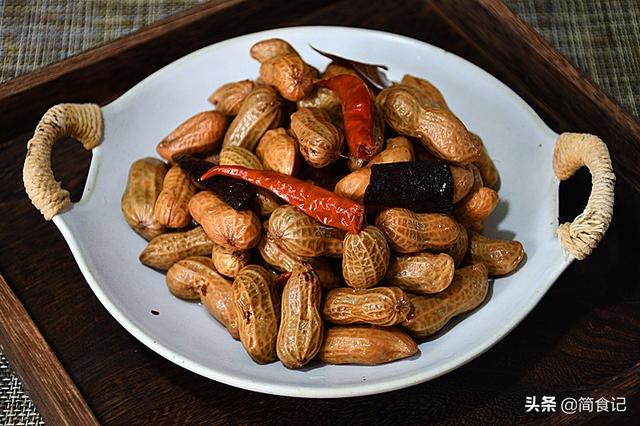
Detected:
left=402, top=263, right=489, bottom=338
left=188, top=191, right=262, bottom=250
left=257, top=232, right=341, bottom=290
left=296, top=87, right=342, bottom=124
left=319, top=325, right=418, bottom=365
left=250, top=39, right=314, bottom=101
left=208, top=80, right=256, bottom=116
left=277, top=263, right=323, bottom=368
left=139, top=226, right=214, bottom=270
left=268, top=205, right=345, bottom=257
left=443, top=221, right=469, bottom=266
left=156, top=111, right=227, bottom=162
left=385, top=252, right=455, bottom=294
left=154, top=165, right=198, bottom=229
left=453, top=187, right=499, bottom=227
left=366, top=136, right=415, bottom=167
left=233, top=265, right=280, bottom=363
left=400, top=74, right=449, bottom=110
left=255, top=128, right=300, bottom=176
left=290, top=107, right=344, bottom=168
left=342, top=226, right=390, bottom=289
left=121, top=158, right=168, bottom=240
left=259, top=53, right=315, bottom=101
left=223, top=86, right=282, bottom=151
left=166, top=256, right=239, bottom=339
left=323, top=287, right=411, bottom=326
left=375, top=208, right=459, bottom=253
left=211, top=243, right=251, bottom=278
left=250, top=38, right=297, bottom=62
left=468, top=231, right=525, bottom=276
left=471, top=132, right=500, bottom=188
left=219, top=146, right=263, bottom=169
left=377, top=84, right=479, bottom=164
left=218, top=146, right=281, bottom=215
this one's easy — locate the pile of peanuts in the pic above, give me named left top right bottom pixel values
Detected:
left=121, top=39, right=525, bottom=368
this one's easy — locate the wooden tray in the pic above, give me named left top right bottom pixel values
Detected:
left=1, top=0, right=638, bottom=423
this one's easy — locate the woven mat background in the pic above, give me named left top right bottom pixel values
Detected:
left=0, top=0, right=638, bottom=423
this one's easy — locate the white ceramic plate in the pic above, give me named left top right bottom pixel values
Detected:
left=52, top=26, right=573, bottom=398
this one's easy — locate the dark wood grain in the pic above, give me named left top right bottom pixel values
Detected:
left=432, top=0, right=640, bottom=191
left=0, top=0, right=335, bottom=141
left=0, top=274, right=98, bottom=425
left=0, top=0, right=639, bottom=424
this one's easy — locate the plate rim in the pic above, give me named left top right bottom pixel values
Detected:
left=53, top=25, right=574, bottom=398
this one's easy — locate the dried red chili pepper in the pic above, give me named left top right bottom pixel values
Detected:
left=200, top=165, right=364, bottom=234
left=316, top=74, right=376, bottom=161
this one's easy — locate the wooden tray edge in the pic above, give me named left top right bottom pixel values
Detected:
left=432, top=0, right=640, bottom=190
left=0, top=273, right=99, bottom=425
left=0, top=0, right=637, bottom=421
left=0, top=0, right=246, bottom=101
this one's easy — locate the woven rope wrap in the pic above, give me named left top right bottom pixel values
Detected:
left=23, top=103, right=103, bottom=220
left=553, top=133, right=615, bottom=260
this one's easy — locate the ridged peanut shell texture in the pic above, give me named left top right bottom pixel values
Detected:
left=277, top=263, right=323, bottom=368
left=450, top=165, right=475, bottom=203
left=223, top=86, right=282, bottom=151
left=250, top=38, right=297, bottom=63
left=233, top=265, right=280, bottom=364
left=366, top=136, right=415, bottom=167
left=386, top=252, right=455, bottom=294
left=323, top=287, right=411, bottom=326
left=375, top=208, right=460, bottom=253
left=253, top=189, right=282, bottom=217
left=454, top=187, right=499, bottom=227
left=322, top=61, right=361, bottom=79
left=334, top=168, right=371, bottom=204
left=257, top=233, right=341, bottom=290
left=211, top=243, right=251, bottom=278
left=468, top=231, right=525, bottom=276
left=290, top=107, right=344, bottom=168
left=166, top=256, right=239, bottom=339
left=268, top=205, right=345, bottom=257
left=208, top=80, right=256, bottom=116
left=377, top=84, right=479, bottom=165
left=219, top=146, right=263, bottom=169
left=121, top=158, right=168, bottom=240
left=166, top=256, right=212, bottom=300
left=402, top=263, right=489, bottom=338
left=296, top=87, right=342, bottom=124
left=342, top=226, right=390, bottom=289
left=188, top=191, right=262, bottom=250
left=256, top=128, right=300, bottom=176
left=400, top=74, right=449, bottom=110
left=153, top=165, right=198, bottom=229
left=156, top=111, right=227, bottom=162
left=260, top=52, right=315, bottom=101
left=443, top=222, right=469, bottom=266
left=139, top=226, right=213, bottom=270
left=199, top=272, right=240, bottom=339
left=319, top=326, right=418, bottom=365
left=471, top=133, right=500, bottom=188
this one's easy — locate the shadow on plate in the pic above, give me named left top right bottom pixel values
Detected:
left=419, top=277, right=495, bottom=343
left=483, top=199, right=514, bottom=240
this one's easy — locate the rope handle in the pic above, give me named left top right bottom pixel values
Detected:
left=23, top=103, right=103, bottom=220
left=553, top=133, right=615, bottom=260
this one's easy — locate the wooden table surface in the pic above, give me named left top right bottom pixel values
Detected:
left=0, top=0, right=639, bottom=424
